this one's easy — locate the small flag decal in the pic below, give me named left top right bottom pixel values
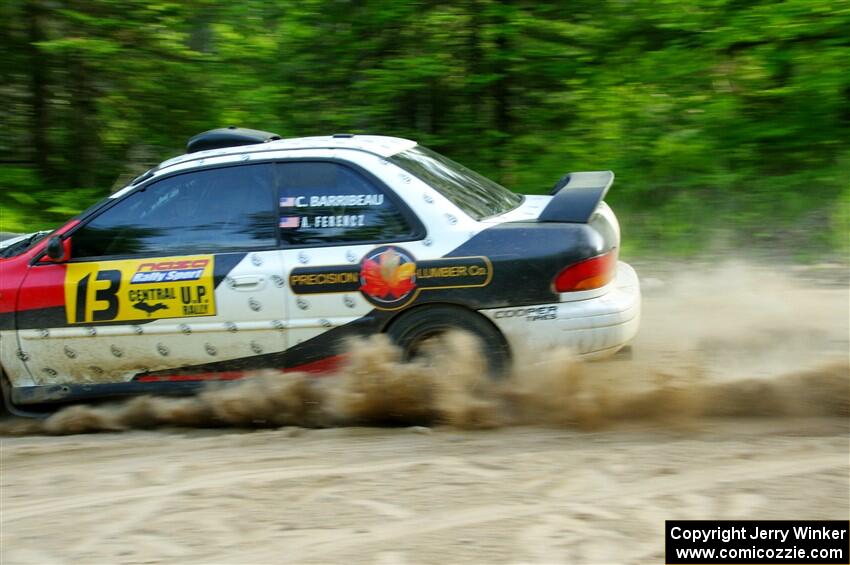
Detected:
left=279, top=216, right=300, bottom=228
left=279, top=196, right=296, bottom=207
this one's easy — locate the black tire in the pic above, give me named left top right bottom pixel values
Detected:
left=0, top=370, right=13, bottom=419
left=0, top=369, right=52, bottom=419
left=386, top=305, right=510, bottom=377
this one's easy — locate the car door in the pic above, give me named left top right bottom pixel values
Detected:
left=272, top=159, right=425, bottom=370
left=16, top=163, right=288, bottom=385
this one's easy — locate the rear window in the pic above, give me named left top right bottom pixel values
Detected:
left=390, top=146, right=522, bottom=220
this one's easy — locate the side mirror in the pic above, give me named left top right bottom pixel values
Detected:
left=45, top=237, right=66, bottom=261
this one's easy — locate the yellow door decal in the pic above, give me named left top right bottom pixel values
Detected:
left=64, top=255, right=216, bottom=324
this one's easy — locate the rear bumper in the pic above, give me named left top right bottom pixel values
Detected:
left=481, top=261, right=641, bottom=360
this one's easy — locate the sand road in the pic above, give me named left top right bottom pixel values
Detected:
left=1, top=263, right=848, bottom=564
left=2, top=421, right=848, bottom=564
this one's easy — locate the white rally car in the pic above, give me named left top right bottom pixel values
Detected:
left=0, top=128, right=640, bottom=414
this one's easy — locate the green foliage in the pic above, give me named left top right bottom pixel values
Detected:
left=0, top=166, right=102, bottom=232
left=1, top=0, right=848, bottom=258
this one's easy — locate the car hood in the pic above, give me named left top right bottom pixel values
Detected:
left=0, top=233, right=33, bottom=249
left=0, top=230, right=53, bottom=260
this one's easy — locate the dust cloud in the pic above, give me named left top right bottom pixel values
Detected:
left=2, top=262, right=847, bottom=435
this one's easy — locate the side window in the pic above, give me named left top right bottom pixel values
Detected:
left=73, top=164, right=277, bottom=258
left=276, top=162, right=417, bottom=246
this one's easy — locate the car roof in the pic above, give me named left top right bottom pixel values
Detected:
left=158, top=134, right=417, bottom=171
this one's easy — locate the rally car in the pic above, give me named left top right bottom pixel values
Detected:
left=0, top=128, right=640, bottom=415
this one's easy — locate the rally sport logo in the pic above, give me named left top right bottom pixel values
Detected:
left=288, top=245, right=493, bottom=310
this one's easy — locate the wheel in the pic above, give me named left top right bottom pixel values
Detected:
left=0, top=371, right=8, bottom=419
left=0, top=369, right=52, bottom=419
left=386, top=305, right=510, bottom=377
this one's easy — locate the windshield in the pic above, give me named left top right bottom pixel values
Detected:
left=390, top=146, right=522, bottom=220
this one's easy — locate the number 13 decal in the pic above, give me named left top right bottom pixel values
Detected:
left=64, top=255, right=217, bottom=325
left=73, top=270, right=121, bottom=323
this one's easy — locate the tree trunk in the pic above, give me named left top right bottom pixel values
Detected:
left=69, top=54, right=98, bottom=187
left=25, top=0, right=51, bottom=181
left=492, top=3, right=513, bottom=185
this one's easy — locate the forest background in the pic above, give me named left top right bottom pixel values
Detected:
left=2, top=0, right=848, bottom=258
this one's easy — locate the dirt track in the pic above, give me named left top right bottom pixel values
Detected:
left=2, top=420, right=848, bottom=564
left=1, top=263, right=848, bottom=564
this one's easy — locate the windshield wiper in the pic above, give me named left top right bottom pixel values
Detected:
left=0, top=231, right=52, bottom=258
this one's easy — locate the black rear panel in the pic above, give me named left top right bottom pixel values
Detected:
left=441, top=216, right=618, bottom=307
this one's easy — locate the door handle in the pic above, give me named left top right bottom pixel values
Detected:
left=229, top=275, right=265, bottom=290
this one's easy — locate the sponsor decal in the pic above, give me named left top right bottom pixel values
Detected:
left=129, top=259, right=209, bottom=284
left=494, top=305, right=558, bottom=322
left=289, top=246, right=492, bottom=310
left=64, top=255, right=216, bottom=324
left=360, top=247, right=418, bottom=306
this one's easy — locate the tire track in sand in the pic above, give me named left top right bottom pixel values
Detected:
left=214, top=451, right=845, bottom=563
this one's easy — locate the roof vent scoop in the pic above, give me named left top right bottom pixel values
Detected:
left=186, top=126, right=282, bottom=153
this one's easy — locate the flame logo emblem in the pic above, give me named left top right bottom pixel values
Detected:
left=359, top=246, right=417, bottom=305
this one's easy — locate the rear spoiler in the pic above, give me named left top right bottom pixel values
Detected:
left=538, top=171, right=614, bottom=224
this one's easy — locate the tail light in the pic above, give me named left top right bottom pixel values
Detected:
left=553, top=249, right=618, bottom=292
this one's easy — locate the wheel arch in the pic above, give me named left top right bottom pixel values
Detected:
left=380, top=301, right=512, bottom=361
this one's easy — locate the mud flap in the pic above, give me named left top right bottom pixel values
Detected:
left=612, top=345, right=633, bottom=361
